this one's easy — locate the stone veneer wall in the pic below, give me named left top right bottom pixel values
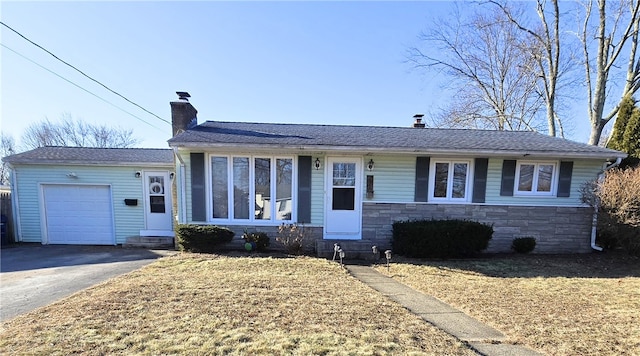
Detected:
left=362, top=202, right=594, bottom=253
left=220, top=225, right=323, bottom=253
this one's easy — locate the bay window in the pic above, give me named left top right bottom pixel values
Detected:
left=210, top=155, right=293, bottom=222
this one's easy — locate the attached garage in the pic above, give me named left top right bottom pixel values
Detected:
left=2, top=147, right=174, bottom=245
left=42, top=184, right=114, bottom=245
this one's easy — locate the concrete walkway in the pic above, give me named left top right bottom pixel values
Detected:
left=345, top=264, right=541, bottom=356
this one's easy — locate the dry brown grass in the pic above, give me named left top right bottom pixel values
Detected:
left=0, top=254, right=474, bottom=355
left=374, top=253, right=640, bottom=355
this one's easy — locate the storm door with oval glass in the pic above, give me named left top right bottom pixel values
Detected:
left=141, top=171, right=173, bottom=237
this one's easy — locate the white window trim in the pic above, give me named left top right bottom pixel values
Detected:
left=428, top=159, right=472, bottom=202
left=514, top=161, right=558, bottom=196
left=207, top=154, right=296, bottom=225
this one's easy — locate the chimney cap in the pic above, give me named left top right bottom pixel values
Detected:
left=412, top=113, right=426, bottom=128
left=176, top=91, right=191, bottom=101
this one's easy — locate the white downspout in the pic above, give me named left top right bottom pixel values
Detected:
left=172, top=148, right=187, bottom=224
left=590, top=157, right=623, bottom=251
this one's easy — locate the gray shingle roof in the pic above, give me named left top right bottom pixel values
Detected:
left=168, top=121, right=625, bottom=159
left=3, top=146, right=174, bottom=166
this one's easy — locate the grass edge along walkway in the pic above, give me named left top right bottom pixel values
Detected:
left=344, top=264, right=541, bottom=356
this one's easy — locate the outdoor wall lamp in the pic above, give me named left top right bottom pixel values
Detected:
left=169, top=172, right=175, bottom=180
left=367, top=159, right=375, bottom=171
left=314, top=158, right=321, bottom=170
left=66, top=172, right=78, bottom=178
left=135, top=171, right=141, bottom=178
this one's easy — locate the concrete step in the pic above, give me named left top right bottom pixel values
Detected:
left=124, top=236, right=175, bottom=249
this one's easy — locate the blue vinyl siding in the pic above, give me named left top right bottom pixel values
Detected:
left=12, top=164, right=170, bottom=244
left=362, top=155, right=415, bottom=202
left=485, top=158, right=603, bottom=206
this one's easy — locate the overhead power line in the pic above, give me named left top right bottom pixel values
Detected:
left=0, top=21, right=171, bottom=126
left=1, top=43, right=166, bottom=132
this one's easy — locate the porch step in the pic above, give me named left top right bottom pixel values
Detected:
left=316, top=240, right=389, bottom=261
left=124, top=236, right=175, bottom=249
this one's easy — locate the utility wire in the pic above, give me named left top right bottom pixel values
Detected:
left=2, top=43, right=166, bottom=132
left=0, top=21, right=171, bottom=125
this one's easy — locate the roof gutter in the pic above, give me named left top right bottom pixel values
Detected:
left=168, top=143, right=625, bottom=160
left=590, top=157, right=623, bottom=251
left=172, top=148, right=187, bottom=224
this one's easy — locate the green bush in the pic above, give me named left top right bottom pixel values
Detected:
left=392, top=219, right=493, bottom=258
left=175, top=224, right=234, bottom=253
left=511, top=237, right=536, bottom=253
left=242, top=231, right=270, bottom=252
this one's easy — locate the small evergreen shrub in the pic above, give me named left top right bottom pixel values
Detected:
left=175, top=224, right=234, bottom=253
left=242, top=230, right=270, bottom=252
left=511, top=237, right=537, bottom=254
left=392, top=219, right=493, bottom=258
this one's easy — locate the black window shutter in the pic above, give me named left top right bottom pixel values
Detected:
left=472, top=158, right=489, bottom=203
left=414, top=157, right=430, bottom=202
left=297, top=156, right=312, bottom=223
left=557, top=161, right=573, bottom=197
left=190, top=153, right=206, bottom=221
left=500, top=160, right=516, bottom=196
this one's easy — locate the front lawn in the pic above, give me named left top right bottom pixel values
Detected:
left=0, top=254, right=473, bottom=355
left=374, top=252, right=640, bottom=356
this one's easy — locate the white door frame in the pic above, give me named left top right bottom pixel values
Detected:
left=323, top=156, right=362, bottom=240
left=140, top=171, right=174, bottom=237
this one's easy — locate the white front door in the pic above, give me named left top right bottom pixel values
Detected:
left=324, top=157, right=362, bottom=240
left=141, top=171, right=173, bottom=237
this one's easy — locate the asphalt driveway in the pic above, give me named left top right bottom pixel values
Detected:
left=0, top=244, right=175, bottom=322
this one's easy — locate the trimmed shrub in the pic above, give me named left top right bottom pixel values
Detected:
left=512, top=237, right=536, bottom=253
left=242, top=231, right=270, bottom=252
left=392, top=219, right=493, bottom=258
left=175, top=224, right=234, bottom=253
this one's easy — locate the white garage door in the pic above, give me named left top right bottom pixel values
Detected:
left=43, top=185, right=115, bottom=245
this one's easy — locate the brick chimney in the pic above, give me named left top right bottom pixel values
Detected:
left=170, top=91, right=198, bottom=136
left=412, top=114, right=425, bottom=128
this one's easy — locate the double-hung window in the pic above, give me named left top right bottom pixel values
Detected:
left=210, top=155, right=294, bottom=222
left=430, top=160, right=471, bottom=201
left=515, top=161, right=556, bottom=196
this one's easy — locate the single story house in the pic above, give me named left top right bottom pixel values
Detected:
left=168, top=92, right=626, bottom=255
left=3, top=147, right=174, bottom=246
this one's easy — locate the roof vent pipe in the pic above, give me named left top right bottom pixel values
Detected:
left=413, top=114, right=425, bottom=128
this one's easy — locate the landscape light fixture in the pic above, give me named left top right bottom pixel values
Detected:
left=385, top=250, right=392, bottom=272
left=332, top=243, right=340, bottom=261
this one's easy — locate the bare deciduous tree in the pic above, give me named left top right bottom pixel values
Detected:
left=21, top=114, right=139, bottom=150
left=410, top=3, right=565, bottom=134
left=0, top=133, right=16, bottom=185
left=581, top=0, right=640, bottom=145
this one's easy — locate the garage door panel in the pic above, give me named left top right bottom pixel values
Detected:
left=43, top=185, right=114, bottom=245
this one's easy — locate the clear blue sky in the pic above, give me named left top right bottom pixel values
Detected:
left=1, top=1, right=590, bottom=149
